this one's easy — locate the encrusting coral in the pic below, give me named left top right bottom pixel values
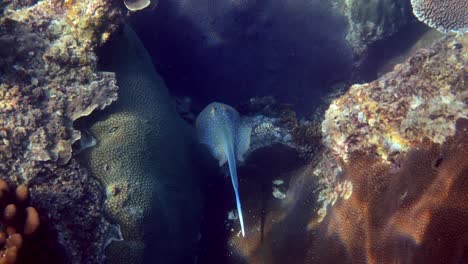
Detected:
left=0, top=0, right=125, bottom=262
left=305, top=32, right=467, bottom=264
left=322, top=33, right=467, bottom=164
left=315, top=118, right=468, bottom=263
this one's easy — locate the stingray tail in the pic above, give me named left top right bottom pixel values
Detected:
left=226, top=142, right=246, bottom=237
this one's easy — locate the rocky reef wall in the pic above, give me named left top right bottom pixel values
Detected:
left=0, top=0, right=124, bottom=263
left=332, top=0, right=413, bottom=56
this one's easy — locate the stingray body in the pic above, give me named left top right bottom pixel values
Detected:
left=196, top=102, right=251, bottom=237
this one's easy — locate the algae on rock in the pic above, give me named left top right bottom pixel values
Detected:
left=322, top=33, right=467, bottom=163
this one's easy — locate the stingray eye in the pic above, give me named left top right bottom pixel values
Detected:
left=210, top=106, right=216, bottom=115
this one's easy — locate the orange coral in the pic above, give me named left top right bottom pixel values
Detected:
left=323, top=118, right=468, bottom=263
left=0, top=179, right=66, bottom=264
left=0, top=180, right=40, bottom=264
left=223, top=119, right=468, bottom=264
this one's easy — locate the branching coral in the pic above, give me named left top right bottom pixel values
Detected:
left=0, top=181, right=36, bottom=264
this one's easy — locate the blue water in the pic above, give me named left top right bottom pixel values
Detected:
left=131, top=0, right=353, bottom=114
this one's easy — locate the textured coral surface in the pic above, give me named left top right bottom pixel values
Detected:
left=238, top=96, right=325, bottom=161
left=223, top=92, right=467, bottom=264
left=0, top=1, right=123, bottom=262
left=411, top=0, right=468, bottom=32
left=322, top=33, right=467, bottom=163
left=220, top=32, right=468, bottom=264
left=320, top=118, right=468, bottom=264
left=81, top=25, right=202, bottom=264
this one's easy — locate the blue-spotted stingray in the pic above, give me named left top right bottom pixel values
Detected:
left=196, top=102, right=251, bottom=237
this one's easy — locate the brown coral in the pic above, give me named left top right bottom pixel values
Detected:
left=220, top=32, right=468, bottom=264
left=411, top=0, right=468, bottom=32
left=221, top=119, right=468, bottom=264
left=320, top=118, right=468, bottom=263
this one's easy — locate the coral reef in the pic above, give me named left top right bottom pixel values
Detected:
left=80, top=25, right=202, bottom=263
left=314, top=118, right=468, bottom=263
left=227, top=118, right=468, bottom=264
left=0, top=0, right=122, bottom=170
left=225, top=103, right=467, bottom=262
left=238, top=97, right=324, bottom=160
left=0, top=179, right=66, bottom=264
left=0, top=0, right=124, bottom=262
left=332, top=0, right=413, bottom=56
left=27, top=160, right=113, bottom=263
left=225, top=162, right=322, bottom=264
left=216, top=31, right=468, bottom=264
left=0, top=180, right=38, bottom=264
left=411, top=0, right=468, bottom=33
left=322, top=33, right=467, bottom=164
